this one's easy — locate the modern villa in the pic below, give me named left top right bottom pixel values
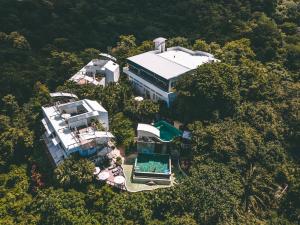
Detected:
left=123, top=37, right=218, bottom=106
left=70, top=53, right=120, bottom=86
left=41, top=98, right=114, bottom=166
left=132, top=121, right=183, bottom=185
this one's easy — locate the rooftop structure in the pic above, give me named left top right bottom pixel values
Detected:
left=137, top=120, right=183, bottom=143
left=70, top=54, right=120, bottom=86
left=42, top=98, right=114, bottom=165
left=123, top=37, right=218, bottom=106
left=49, top=92, right=78, bottom=99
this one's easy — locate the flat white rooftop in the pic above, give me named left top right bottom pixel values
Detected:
left=43, top=105, right=79, bottom=150
left=42, top=99, right=110, bottom=152
left=158, top=49, right=213, bottom=70
left=127, top=46, right=218, bottom=80
left=137, top=123, right=160, bottom=138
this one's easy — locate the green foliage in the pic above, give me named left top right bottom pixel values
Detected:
left=0, top=165, right=38, bottom=224
left=220, top=38, right=255, bottom=65
left=0, top=32, right=31, bottom=50
left=124, top=98, right=159, bottom=123
left=176, top=162, right=243, bottom=224
left=0, top=1, right=299, bottom=224
left=0, top=95, right=34, bottom=167
left=111, top=35, right=137, bottom=66
left=49, top=50, right=83, bottom=79
left=285, top=43, right=300, bottom=71
left=57, top=79, right=133, bottom=115
left=79, top=48, right=101, bottom=63
left=236, top=102, right=285, bottom=141
left=105, top=193, right=154, bottom=224
left=164, top=214, right=197, bottom=225
left=34, top=188, right=98, bottom=225
left=237, top=59, right=285, bottom=101
left=166, top=37, right=190, bottom=48
left=193, top=39, right=211, bottom=52
left=110, top=112, right=135, bottom=149
left=241, top=164, right=277, bottom=214
left=54, top=157, right=95, bottom=188
left=245, top=13, right=284, bottom=61
left=175, top=62, right=240, bottom=121
left=280, top=181, right=300, bottom=223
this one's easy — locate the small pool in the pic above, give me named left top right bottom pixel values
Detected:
left=135, top=153, right=170, bottom=174
left=154, top=120, right=182, bottom=142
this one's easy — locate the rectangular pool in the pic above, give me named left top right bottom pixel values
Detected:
left=134, top=153, right=170, bottom=174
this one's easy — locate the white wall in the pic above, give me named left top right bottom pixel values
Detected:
left=123, top=67, right=171, bottom=106
left=105, top=62, right=120, bottom=85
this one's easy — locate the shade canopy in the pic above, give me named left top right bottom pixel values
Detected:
left=114, top=176, right=125, bottom=184
left=93, top=167, right=101, bottom=175
left=97, top=171, right=109, bottom=180
left=134, top=96, right=144, bottom=101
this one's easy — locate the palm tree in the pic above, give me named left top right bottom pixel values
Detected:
left=241, top=164, right=276, bottom=213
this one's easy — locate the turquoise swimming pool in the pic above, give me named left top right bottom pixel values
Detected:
left=134, top=153, right=170, bottom=174
left=154, top=120, right=182, bottom=142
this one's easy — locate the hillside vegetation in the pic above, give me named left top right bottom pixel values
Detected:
left=0, top=0, right=299, bottom=224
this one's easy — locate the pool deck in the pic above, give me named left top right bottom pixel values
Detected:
left=122, top=153, right=179, bottom=192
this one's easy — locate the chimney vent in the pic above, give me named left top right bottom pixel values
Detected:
left=153, top=37, right=167, bottom=53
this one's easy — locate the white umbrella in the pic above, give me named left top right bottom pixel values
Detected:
left=93, top=167, right=100, bottom=175
left=97, top=171, right=109, bottom=180
left=134, top=96, right=144, bottom=102
left=114, top=176, right=125, bottom=184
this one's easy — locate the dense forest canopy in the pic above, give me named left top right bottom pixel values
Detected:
left=0, top=0, right=299, bottom=224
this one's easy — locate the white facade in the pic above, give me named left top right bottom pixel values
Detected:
left=70, top=58, right=120, bottom=86
left=123, top=38, right=218, bottom=106
left=42, top=99, right=113, bottom=165
left=137, top=123, right=160, bottom=138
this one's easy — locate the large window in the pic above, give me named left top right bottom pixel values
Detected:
left=128, top=61, right=169, bottom=92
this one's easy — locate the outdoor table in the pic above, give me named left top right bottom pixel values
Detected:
left=93, top=167, right=101, bottom=175
left=114, top=176, right=125, bottom=184
left=97, top=171, right=109, bottom=180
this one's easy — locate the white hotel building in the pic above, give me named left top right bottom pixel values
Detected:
left=123, top=37, right=218, bottom=106
left=42, top=98, right=114, bottom=165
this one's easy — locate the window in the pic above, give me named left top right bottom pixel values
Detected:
left=128, top=61, right=169, bottom=92
left=129, top=64, right=139, bottom=74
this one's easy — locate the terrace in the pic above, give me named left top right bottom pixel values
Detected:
left=42, top=99, right=112, bottom=165
left=70, top=58, right=120, bottom=86
left=93, top=148, right=127, bottom=190
left=121, top=153, right=186, bottom=192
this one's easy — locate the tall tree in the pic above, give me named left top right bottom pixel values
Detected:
left=110, top=112, right=135, bottom=149
left=175, top=62, right=240, bottom=122
left=34, top=188, right=98, bottom=224
left=54, top=157, right=95, bottom=188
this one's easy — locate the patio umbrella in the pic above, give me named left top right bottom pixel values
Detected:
left=97, top=171, right=109, bottom=180
left=114, top=176, right=125, bottom=184
left=93, top=167, right=100, bottom=175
